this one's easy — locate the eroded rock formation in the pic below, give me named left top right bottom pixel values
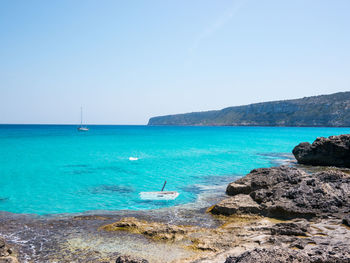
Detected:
left=211, top=166, right=350, bottom=220
left=116, top=255, right=149, bottom=263
left=293, top=134, right=350, bottom=167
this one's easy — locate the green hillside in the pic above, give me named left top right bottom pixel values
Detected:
left=148, top=92, right=350, bottom=127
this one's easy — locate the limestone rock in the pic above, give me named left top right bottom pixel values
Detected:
left=210, top=195, right=261, bottom=216
left=101, top=217, right=190, bottom=241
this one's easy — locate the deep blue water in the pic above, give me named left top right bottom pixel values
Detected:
left=0, top=125, right=349, bottom=215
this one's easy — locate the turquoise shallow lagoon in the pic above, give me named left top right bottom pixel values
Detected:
left=0, top=125, right=349, bottom=215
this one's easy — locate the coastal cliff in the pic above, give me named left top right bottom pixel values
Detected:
left=148, top=91, right=350, bottom=126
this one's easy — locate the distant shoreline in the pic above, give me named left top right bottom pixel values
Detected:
left=148, top=91, right=350, bottom=127
left=1, top=124, right=350, bottom=128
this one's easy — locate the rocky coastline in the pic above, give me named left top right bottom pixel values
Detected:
left=1, top=134, right=350, bottom=262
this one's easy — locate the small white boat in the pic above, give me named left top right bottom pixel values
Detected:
left=129, top=157, right=138, bottom=161
left=140, top=191, right=179, bottom=200
left=77, top=107, right=89, bottom=131
left=139, top=181, right=179, bottom=200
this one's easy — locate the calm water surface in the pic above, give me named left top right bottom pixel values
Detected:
left=0, top=125, right=349, bottom=214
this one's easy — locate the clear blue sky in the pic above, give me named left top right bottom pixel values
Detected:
left=1, top=0, right=349, bottom=124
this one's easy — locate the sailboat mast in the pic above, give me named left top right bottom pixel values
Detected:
left=77, top=106, right=89, bottom=131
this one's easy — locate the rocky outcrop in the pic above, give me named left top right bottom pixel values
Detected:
left=225, top=166, right=305, bottom=196
left=115, top=255, right=149, bottom=263
left=211, top=166, right=350, bottom=219
left=215, top=163, right=350, bottom=263
left=225, top=244, right=350, bottom=263
left=293, top=134, right=350, bottom=167
left=224, top=219, right=350, bottom=263
left=224, top=247, right=311, bottom=263
left=103, top=214, right=350, bottom=263
left=209, top=195, right=261, bottom=216
left=270, top=222, right=308, bottom=236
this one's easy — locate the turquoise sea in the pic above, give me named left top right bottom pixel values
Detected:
left=0, top=125, right=349, bottom=215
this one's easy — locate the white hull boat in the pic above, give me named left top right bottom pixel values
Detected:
left=139, top=191, right=179, bottom=200
left=139, top=181, right=179, bottom=200
left=77, top=107, right=89, bottom=131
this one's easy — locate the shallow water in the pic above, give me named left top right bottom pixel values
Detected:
left=0, top=125, right=349, bottom=215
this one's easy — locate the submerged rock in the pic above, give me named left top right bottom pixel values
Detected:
left=101, top=215, right=297, bottom=257
left=100, top=217, right=192, bottom=242
left=212, top=166, right=350, bottom=219
left=100, top=216, right=238, bottom=253
left=292, top=134, right=350, bottom=167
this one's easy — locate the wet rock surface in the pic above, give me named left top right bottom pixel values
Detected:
left=212, top=166, right=350, bottom=220
left=100, top=215, right=257, bottom=253
left=0, top=202, right=224, bottom=263
left=101, top=217, right=196, bottom=242
left=293, top=134, right=350, bottom=167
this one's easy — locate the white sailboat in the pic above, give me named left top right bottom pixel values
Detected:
left=139, top=181, right=179, bottom=200
left=77, top=107, right=89, bottom=131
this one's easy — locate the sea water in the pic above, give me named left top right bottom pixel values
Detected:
left=0, top=125, right=349, bottom=215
